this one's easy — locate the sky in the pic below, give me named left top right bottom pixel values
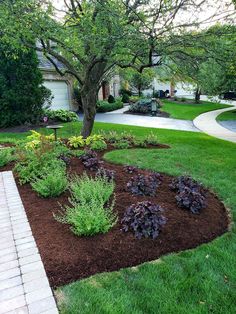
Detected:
left=51, top=0, right=235, bottom=28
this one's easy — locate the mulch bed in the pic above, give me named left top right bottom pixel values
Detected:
left=0, top=122, right=60, bottom=133
left=2, top=146, right=229, bottom=288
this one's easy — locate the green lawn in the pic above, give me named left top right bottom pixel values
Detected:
left=1, top=122, right=236, bottom=314
left=217, top=109, right=236, bottom=121
left=162, top=100, right=230, bottom=120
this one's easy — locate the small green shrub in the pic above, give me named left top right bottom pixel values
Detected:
left=102, top=131, right=135, bottom=145
left=97, top=98, right=123, bottom=113
left=90, top=140, right=107, bottom=151
left=122, top=93, right=130, bottom=103
left=133, top=139, right=147, bottom=148
left=0, top=148, right=15, bottom=167
left=69, top=150, right=84, bottom=158
left=14, top=148, right=66, bottom=184
left=108, top=95, right=115, bottom=103
left=180, top=97, right=187, bottom=102
left=70, top=174, right=114, bottom=204
left=31, top=170, right=68, bottom=197
left=43, top=109, right=78, bottom=122
left=129, top=96, right=140, bottom=103
left=56, top=174, right=117, bottom=236
left=113, top=140, right=130, bottom=149
left=120, top=88, right=132, bottom=97
left=144, top=132, right=159, bottom=145
left=129, top=103, right=149, bottom=114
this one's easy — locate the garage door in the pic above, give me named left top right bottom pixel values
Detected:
left=43, top=81, right=70, bottom=110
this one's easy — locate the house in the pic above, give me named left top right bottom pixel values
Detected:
left=142, top=77, right=194, bottom=98
left=38, top=52, right=121, bottom=111
left=38, top=52, right=77, bottom=111
left=98, top=75, right=121, bottom=100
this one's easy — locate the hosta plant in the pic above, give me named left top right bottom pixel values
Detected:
left=96, top=167, right=115, bottom=182
left=43, top=109, right=78, bottom=122
left=68, top=136, right=85, bottom=148
left=127, top=173, right=162, bottom=196
left=121, top=201, right=166, bottom=239
left=85, top=134, right=104, bottom=146
left=175, top=187, right=206, bottom=214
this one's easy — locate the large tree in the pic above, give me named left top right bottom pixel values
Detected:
left=162, top=25, right=236, bottom=102
left=121, top=68, right=156, bottom=97
left=0, top=0, right=235, bottom=136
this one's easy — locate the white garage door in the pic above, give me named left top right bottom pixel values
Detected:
left=44, top=81, right=70, bottom=110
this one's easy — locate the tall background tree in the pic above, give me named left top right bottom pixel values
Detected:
left=0, top=0, right=235, bottom=135
left=0, top=45, right=51, bottom=127
left=121, top=69, right=156, bottom=97
left=157, top=25, right=236, bottom=102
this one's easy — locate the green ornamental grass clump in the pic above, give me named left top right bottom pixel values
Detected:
left=113, top=140, right=130, bottom=149
left=31, top=170, right=68, bottom=198
left=56, top=174, right=117, bottom=236
left=0, top=148, right=16, bottom=167
left=144, top=132, right=159, bottom=145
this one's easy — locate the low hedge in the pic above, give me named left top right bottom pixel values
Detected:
left=97, top=98, right=123, bottom=113
left=43, top=109, right=78, bottom=122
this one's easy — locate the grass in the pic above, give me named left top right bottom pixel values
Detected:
left=162, top=100, right=230, bottom=120
left=217, top=109, right=236, bottom=121
left=1, top=122, right=236, bottom=313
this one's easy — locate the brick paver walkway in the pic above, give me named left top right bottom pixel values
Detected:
left=0, top=171, right=58, bottom=314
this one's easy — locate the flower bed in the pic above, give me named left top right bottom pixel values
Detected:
left=0, top=134, right=229, bottom=288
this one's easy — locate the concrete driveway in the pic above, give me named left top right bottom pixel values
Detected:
left=79, top=105, right=199, bottom=133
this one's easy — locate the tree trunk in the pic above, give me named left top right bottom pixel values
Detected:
left=195, top=87, right=201, bottom=103
left=138, top=87, right=142, bottom=97
left=80, top=85, right=98, bottom=138
left=80, top=61, right=107, bottom=137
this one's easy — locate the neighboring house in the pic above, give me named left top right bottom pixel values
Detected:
left=38, top=52, right=121, bottom=111
left=143, top=77, right=194, bottom=98
left=38, top=52, right=77, bottom=111
left=98, top=75, right=121, bottom=100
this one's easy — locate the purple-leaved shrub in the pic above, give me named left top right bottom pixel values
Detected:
left=121, top=201, right=166, bottom=239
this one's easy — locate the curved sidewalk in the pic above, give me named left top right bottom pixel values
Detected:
left=193, top=106, right=236, bottom=143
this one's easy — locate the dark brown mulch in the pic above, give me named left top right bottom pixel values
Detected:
left=124, top=110, right=170, bottom=118
left=0, top=122, right=60, bottom=133
left=11, top=149, right=229, bottom=288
